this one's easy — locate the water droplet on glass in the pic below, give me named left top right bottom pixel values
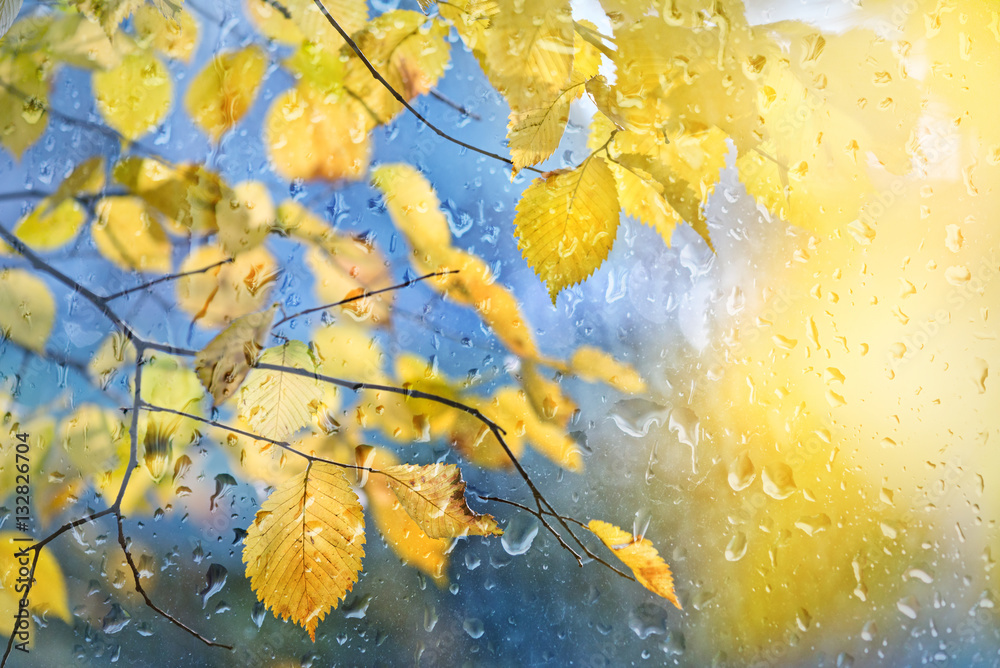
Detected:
left=102, top=603, right=131, bottom=634
left=501, top=514, right=538, bottom=556
left=762, top=463, right=796, bottom=499
left=209, top=473, right=238, bottom=511
left=251, top=601, right=266, bottom=629
left=199, top=563, right=228, bottom=609
left=727, top=452, right=755, bottom=491
left=463, top=617, right=485, bottom=639
left=724, top=531, right=747, bottom=562
left=628, top=603, right=668, bottom=639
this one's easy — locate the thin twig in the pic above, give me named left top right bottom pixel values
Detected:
left=429, top=89, right=482, bottom=121
left=309, top=0, right=542, bottom=174
left=104, top=259, right=234, bottom=302
left=473, top=494, right=634, bottom=581
left=274, top=270, right=458, bottom=327
left=116, top=515, right=233, bottom=650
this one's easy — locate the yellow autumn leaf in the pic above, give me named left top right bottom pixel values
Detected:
left=175, top=243, right=277, bottom=328
left=77, top=0, right=143, bottom=38
left=89, top=331, right=135, bottom=389
left=185, top=46, right=267, bottom=141
left=371, top=165, right=540, bottom=357
left=47, top=156, right=106, bottom=213
left=285, top=40, right=345, bottom=97
left=113, top=157, right=226, bottom=234
left=312, top=319, right=388, bottom=385
left=92, top=51, right=172, bottom=141
left=519, top=361, right=577, bottom=427
left=133, top=4, right=199, bottom=63
left=357, top=353, right=460, bottom=444
left=378, top=463, right=501, bottom=538
left=216, top=181, right=274, bottom=257
left=245, top=0, right=367, bottom=47
left=370, top=163, right=451, bottom=266
left=0, top=53, right=48, bottom=159
left=0, top=0, right=23, bottom=40
left=483, top=0, right=573, bottom=111
left=264, top=83, right=371, bottom=182
left=513, top=156, right=620, bottom=302
left=610, top=160, right=682, bottom=245
left=361, top=447, right=449, bottom=585
left=0, top=533, right=72, bottom=640
left=587, top=519, right=681, bottom=609
left=342, top=11, right=450, bottom=123
left=569, top=345, right=646, bottom=393
left=15, top=199, right=86, bottom=250
left=492, top=387, right=581, bottom=472
left=0, top=269, right=55, bottom=353
left=238, top=341, right=323, bottom=441
left=507, top=26, right=602, bottom=174
left=93, top=196, right=172, bottom=273
left=243, top=461, right=365, bottom=641
left=195, top=305, right=277, bottom=405
left=436, top=0, right=497, bottom=68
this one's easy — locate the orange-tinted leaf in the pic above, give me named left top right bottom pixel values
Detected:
left=588, top=520, right=681, bottom=609
left=379, top=463, right=501, bottom=538
left=243, top=462, right=365, bottom=641
left=194, top=305, right=277, bottom=405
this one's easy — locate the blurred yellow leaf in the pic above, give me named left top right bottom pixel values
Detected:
left=59, top=405, right=128, bottom=484
left=243, top=462, right=365, bottom=641
left=0, top=53, right=48, bottom=159
left=48, top=156, right=106, bottom=212
left=513, top=156, right=620, bottom=302
left=216, top=181, right=274, bottom=257
left=507, top=26, right=602, bottom=174
left=185, top=46, right=267, bottom=141
left=285, top=40, right=345, bottom=96
left=343, top=11, right=450, bottom=123
left=195, top=305, right=277, bottom=405
left=569, top=345, right=646, bottom=393
left=77, top=0, right=143, bottom=38
left=379, top=463, right=501, bottom=538
left=483, top=0, right=573, bottom=111
left=362, top=447, right=450, bottom=585
left=93, top=196, right=172, bottom=273
left=92, top=51, right=172, bottom=140
left=113, top=157, right=226, bottom=233
left=493, top=387, right=581, bottom=471
left=133, top=5, right=198, bottom=62
left=0, top=269, right=55, bottom=353
left=89, top=331, right=134, bottom=389
left=140, top=354, right=207, bottom=447
left=238, top=341, right=322, bottom=441
left=588, top=519, right=681, bottom=609
left=175, top=243, right=277, bottom=328
left=371, top=164, right=538, bottom=357
left=519, top=361, right=576, bottom=427
left=15, top=199, right=86, bottom=250
left=312, top=319, right=387, bottom=384
left=0, top=533, right=72, bottom=640
left=245, top=0, right=367, bottom=47
left=114, top=156, right=232, bottom=234
left=264, top=83, right=371, bottom=182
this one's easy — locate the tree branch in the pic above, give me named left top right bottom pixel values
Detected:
left=309, top=0, right=543, bottom=175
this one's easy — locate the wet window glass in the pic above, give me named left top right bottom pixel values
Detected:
left=0, top=0, right=997, bottom=665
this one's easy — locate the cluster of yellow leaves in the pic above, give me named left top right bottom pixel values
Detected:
left=261, top=6, right=450, bottom=182
left=368, top=162, right=646, bottom=468
left=243, top=455, right=501, bottom=640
